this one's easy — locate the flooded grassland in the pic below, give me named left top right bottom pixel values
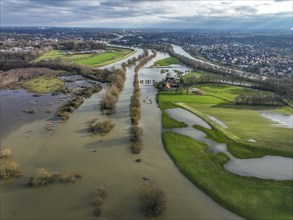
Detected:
left=0, top=52, right=240, bottom=219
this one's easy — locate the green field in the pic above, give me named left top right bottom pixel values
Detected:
left=152, top=57, right=182, bottom=67
left=33, top=48, right=135, bottom=67
left=162, top=111, right=188, bottom=129
left=159, top=83, right=293, bottom=219
left=162, top=131, right=293, bottom=220
left=159, top=84, right=293, bottom=157
left=23, top=76, right=64, bottom=93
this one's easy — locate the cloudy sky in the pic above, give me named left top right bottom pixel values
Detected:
left=1, top=0, right=292, bottom=29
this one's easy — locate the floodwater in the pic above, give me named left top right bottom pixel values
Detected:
left=0, top=75, right=99, bottom=137
left=165, top=107, right=293, bottom=180
left=171, top=44, right=196, bottom=60
left=0, top=52, right=241, bottom=219
left=261, top=112, right=293, bottom=128
left=207, top=115, right=228, bottom=128
left=225, top=156, right=293, bottom=180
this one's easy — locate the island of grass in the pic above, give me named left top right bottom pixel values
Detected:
left=23, top=76, right=64, bottom=93
left=162, top=131, right=292, bottom=220
left=152, top=57, right=182, bottom=67
left=33, top=47, right=135, bottom=67
left=159, top=83, right=293, bottom=219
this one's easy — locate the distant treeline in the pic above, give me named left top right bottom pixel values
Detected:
left=0, top=67, right=56, bottom=87
left=54, top=40, right=106, bottom=51
left=235, top=93, right=284, bottom=106
left=0, top=40, right=107, bottom=71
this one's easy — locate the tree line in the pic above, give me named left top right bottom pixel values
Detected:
left=235, top=93, right=284, bottom=106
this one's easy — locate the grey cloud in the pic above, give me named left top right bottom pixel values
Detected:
left=1, top=0, right=291, bottom=29
left=233, top=6, right=258, bottom=13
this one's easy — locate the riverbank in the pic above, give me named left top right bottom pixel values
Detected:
left=162, top=131, right=293, bottom=220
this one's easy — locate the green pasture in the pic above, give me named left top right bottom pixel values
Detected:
left=162, top=131, right=293, bottom=220
left=152, top=57, right=182, bottom=67
left=33, top=48, right=135, bottom=67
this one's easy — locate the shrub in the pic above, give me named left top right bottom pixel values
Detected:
left=0, top=161, right=21, bottom=179
left=92, top=186, right=108, bottom=217
left=131, top=143, right=142, bottom=154
left=130, top=97, right=141, bottom=109
left=0, top=148, right=12, bottom=158
left=129, top=126, right=143, bottom=142
left=140, top=183, right=166, bottom=217
left=28, top=168, right=82, bottom=186
left=88, top=120, right=115, bottom=135
left=28, top=168, right=59, bottom=186
left=108, top=85, right=120, bottom=97
left=93, top=186, right=108, bottom=206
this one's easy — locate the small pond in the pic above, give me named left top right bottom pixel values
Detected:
left=165, top=108, right=293, bottom=180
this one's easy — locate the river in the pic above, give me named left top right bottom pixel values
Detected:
left=0, top=51, right=241, bottom=219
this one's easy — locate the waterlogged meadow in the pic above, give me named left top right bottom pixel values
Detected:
left=159, top=81, right=293, bottom=219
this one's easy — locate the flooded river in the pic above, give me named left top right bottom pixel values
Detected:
left=0, top=52, right=241, bottom=219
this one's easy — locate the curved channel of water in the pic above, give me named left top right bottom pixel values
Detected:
left=165, top=108, right=293, bottom=180
left=0, top=52, right=241, bottom=219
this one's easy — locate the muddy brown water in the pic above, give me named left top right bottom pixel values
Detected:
left=0, top=52, right=241, bottom=219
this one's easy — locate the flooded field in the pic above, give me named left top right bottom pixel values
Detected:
left=0, top=53, right=241, bottom=219
left=261, top=112, right=293, bottom=128
left=165, top=107, right=293, bottom=180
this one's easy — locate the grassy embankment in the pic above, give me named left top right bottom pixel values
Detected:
left=152, top=57, right=181, bottom=67
left=159, top=83, right=293, bottom=219
left=162, top=131, right=293, bottom=220
left=33, top=47, right=135, bottom=67
left=22, top=76, right=64, bottom=93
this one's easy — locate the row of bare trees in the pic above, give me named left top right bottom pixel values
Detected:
left=99, top=67, right=126, bottom=114
left=129, top=50, right=157, bottom=154
left=129, top=72, right=143, bottom=154
left=0, top=46, right=53, bottom=71
left=134, top=50, right=157, bottom=73
left=235, top=93, right=284, bottom=106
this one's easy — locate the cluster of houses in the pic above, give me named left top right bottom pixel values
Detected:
left=0, top=46, right=34, bottom=53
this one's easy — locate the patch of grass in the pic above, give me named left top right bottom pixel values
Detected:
left=152, top=57, right=181, bottom=67
left=162, top=111, right=187, bottom=129
left=196, top=83, right=268, bottom=102
left=162, top=131, right=293, bottom=220
left=158, top=93, right=225, bottom=110
left=182, top=71, right=207, bottom=79
left=33, top=49, right=135, bottom=67
left=33, top=50, right=64, bottom=62
left=75, top=49, right=135, bottom=66
left=180, top=102, right=293, bottom=157
left=23, top=76, right=64, bottom=93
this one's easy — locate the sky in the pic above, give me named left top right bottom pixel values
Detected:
left=1, top=0, right=292, bottom=30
